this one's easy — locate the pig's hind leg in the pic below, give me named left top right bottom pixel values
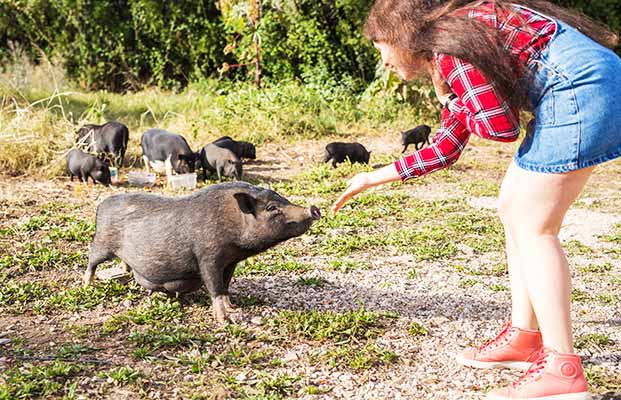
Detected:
left=83, top=242, right=114, bottom=287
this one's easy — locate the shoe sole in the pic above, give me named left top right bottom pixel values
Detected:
left=487, top=392, right=591, bottom=400
left=455, top=354, right=531, bottom=370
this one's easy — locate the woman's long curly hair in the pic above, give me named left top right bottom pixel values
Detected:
left=364, top=0, right=619, bottom=110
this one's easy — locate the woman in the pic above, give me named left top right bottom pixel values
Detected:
left=332, top=1, right=620, bottom=399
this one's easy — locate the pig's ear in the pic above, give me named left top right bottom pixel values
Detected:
left=233, top=193, right=257, bottom=215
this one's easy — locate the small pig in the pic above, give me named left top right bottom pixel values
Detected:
left=401, top=124, right=431, bottom=153
left=200, top=143, right=243, bottom=181
left=140, top=129, right=199, bottom=179
left=76, top=121, right=129, bottom=167
left=66, top=149, right=111, bottom=185
left=83, top=182, right=321, bottom=323
left=213, top=136, right=257, bottom=160
left=323, top=142, right=371, bottom=168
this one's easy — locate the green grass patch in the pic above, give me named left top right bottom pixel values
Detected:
left=459, top=180, right=500, bottom=197
left=57, top=343, right=97, bottom=359
left=408, top=321, right=429, bottom=337
left=578, top=262, right=613, bottom=274
left=0, top=361, right=83, bottom=399
left=296, top=276, right=328, bottom=287
left=236, top=258, right=310, bottom=276
left=128, top=326, right=218, bottom=354
left=598, top=223, right=621, bottom=243
left=269, top=307, right=385, bottom=343
left=327, top=259, right=369, bottom=273
left=489, top=284, right=509, bottom=292
left=313, top=343, right=398, bottom=371
left=585, top=365, right=621, bottom=394
left=574, top=333, right=612, bottom=350
left=38, top=281, right=142, bottom=314
left=564, top=240, right=594, bottom=256
left=99, top=366, right=141, bottom=385
left=571, top=288, right=590, bottom=303
left=596, top=293, right=619, bottom=305
left=102, top=295, right=184, bottom=334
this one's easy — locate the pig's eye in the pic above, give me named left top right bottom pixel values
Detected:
left=266, top=204, right=279, bottom=213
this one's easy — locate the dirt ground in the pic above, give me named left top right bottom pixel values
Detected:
left=1, top=135, right=620, bottom=399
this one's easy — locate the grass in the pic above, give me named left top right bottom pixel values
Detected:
left=408, top=321, right=429, bottom=337
left=269, top=307, right=385, bottom=343
left=0, top=361, right=83, bottom=399
left=102, top=294, right=184, bottom=334
left=99, top=367, right=141, bottom=386
left=578, top=262, right=613, bottom=274
left=312, top=343, right=398, bottom=371
left=2, top=60, right=620, bottom=399
left=129, top=327, right=218, bottom=355
left=296, top=276, right=328, bottom=287
left=574, top=333, right=613, bottom=350
left=1, top=58, right=434, bottom=177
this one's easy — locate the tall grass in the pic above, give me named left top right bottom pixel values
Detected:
left=0, top=57, right=439, bottom=176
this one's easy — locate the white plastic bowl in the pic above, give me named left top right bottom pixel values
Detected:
left=168, top=173, right=197, bottom=190
left=128, top=171, right=156, bottom=187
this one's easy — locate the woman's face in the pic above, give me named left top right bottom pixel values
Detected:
left=373, top=41, right=428, bottom=80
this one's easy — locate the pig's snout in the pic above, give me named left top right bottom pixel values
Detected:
left=310, top=206, right=321, bottom=220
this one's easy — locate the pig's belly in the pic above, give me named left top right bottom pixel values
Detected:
left=133, top=269, right=203, bottom=294
left=117, top=249, right=200, bottom=284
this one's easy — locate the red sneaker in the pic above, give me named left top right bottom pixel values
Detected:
left=456, top=322, right=543, bottom=370
left=487, top=348, right=591, bottom=400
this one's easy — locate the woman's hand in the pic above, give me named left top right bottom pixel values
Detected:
left=331, top=172, right=372, bottom=214
left=429, top=64, right=454, bottom=106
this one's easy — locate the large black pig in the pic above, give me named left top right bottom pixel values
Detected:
left=76, top=121, right=129, bottom=167
left=213, top=136, right=257, bottom=160
left=67, top=149, right=111, bottom=185
left=140, top=129, right=199, bottom=178
left=83, top=182, right=321, bottom=323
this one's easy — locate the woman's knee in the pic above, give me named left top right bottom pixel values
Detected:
left=498, top=195, right=562, bottom=237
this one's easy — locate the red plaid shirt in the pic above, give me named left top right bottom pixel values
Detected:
left=395, top=2, right=557, bottom=181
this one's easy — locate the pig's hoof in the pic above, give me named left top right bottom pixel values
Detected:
left=213, top=296, right=232, bottom=324
left=82, top=273, right=94, bottom=288
left=223, top=296, right=237, bottom=312
left=214, top=312, right=231, bottom=325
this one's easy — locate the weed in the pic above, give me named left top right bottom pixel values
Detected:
left=574, top=333, right=612, bottom=350
left=489, top=284, right=508, bottom=292
left=128, top=327, right=217, bottom=353
left=0, top=361, right=82, bottom=398
left=296, top=276, right=328, bottom=287
left=269, top=307, right=384, bottom=342
left=571, top=288, right=590, bottom=303
left=327, top=259, right=368, bottom=273
left=408, top=321, right=429, bottom=337
left=596, top=293, right=619, bottom=305
left=578, top=263, right=613, bottom=274
left=102, top=294, right=183, bottom=334
left=100, top=366, right=141, bottom=385
left=459, top=180, right=500, bottom=197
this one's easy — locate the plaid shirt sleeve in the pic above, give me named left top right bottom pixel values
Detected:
left=436, top=53, right=520, bottom=142
left=394, top=108, right=471, bottom=181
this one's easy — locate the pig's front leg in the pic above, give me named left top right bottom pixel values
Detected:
left=165, top=155, right=173, bottom=182
left=198, top=260, right=229, bottom=324
left=143, top=156, right=151, bottom=172
left=222, top=263, right=238, bottom=313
